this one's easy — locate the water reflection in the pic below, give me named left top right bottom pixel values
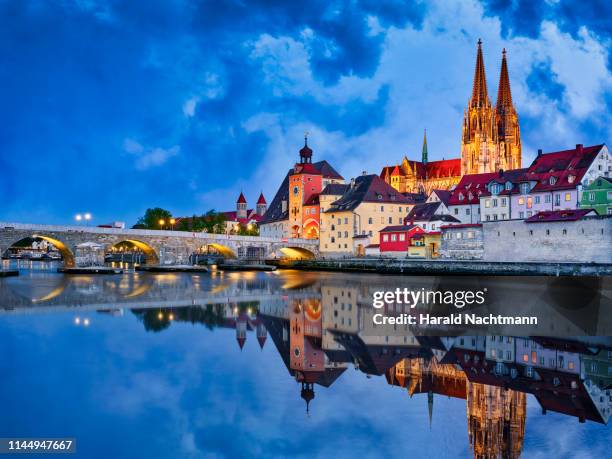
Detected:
left=0, top=266, right=611, bottom=458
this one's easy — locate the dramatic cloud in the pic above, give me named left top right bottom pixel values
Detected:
left=0, top=0, right=609, bottom=224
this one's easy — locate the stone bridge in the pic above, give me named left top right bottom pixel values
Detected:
left=0, top=222, right=319, bottom=267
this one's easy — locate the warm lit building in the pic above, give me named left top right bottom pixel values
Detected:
left=461, top=41, right=522, bottom=175
left=381, top=41, right=522, bottom=195
left=319, top=174, right=418, bottom=256
left=259, top=138, right=344, bottom=239
left=380, top=130, right=461, bottom=195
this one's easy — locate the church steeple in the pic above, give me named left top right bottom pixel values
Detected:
left=496, top=49, right=513, bottom=114
left=470, top=39, right=490, bottom=108
left=421, top=129, right=428, bottom=164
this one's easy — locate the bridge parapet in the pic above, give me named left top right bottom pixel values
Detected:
left=0, top=221, right=319, bottom=266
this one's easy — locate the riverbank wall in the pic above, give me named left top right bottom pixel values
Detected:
left=270, top=258, right=612, bottom=276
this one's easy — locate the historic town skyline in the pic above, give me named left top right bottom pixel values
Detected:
left=1, top=1, right=611, bottom=226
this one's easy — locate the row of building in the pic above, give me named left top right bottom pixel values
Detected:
left=250, top=40, right=611, bottom=262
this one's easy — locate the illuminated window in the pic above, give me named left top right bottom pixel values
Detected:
left=565, top=193, right=571, bottom=201
left=518, top=197, right=525, bottom=205
left=523, top=354, right=529, bottom=362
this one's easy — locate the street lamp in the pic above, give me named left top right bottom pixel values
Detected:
left=158, top=219, right=165, bottom=230
left=75, top=214, right=82, bottom=223
left=84, top=213, right=92, bottom=226
left=170, top=218, right=176, bottom=230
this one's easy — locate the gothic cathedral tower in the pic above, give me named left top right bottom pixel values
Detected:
left=461, top=40, right=521, bottom=175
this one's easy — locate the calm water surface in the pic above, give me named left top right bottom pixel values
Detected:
left=1, top=262, right=611, bottom=458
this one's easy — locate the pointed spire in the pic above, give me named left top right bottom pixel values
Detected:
left=256, top=192, right=266, bottom=205
left=470, top=39, right=490, bottom=108
left=236, top=192, right=247, bottom=204
left=422, top=129, right=428, bottom=164
left=299, top=131, right=313, bottom=164
left=496, top=48, right=513, bottom=114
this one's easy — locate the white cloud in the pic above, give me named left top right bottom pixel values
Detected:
left=123, top=138, right=180, bottom=170
left=183, top=97, right=199, bottom=117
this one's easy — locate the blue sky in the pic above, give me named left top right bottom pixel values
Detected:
left=1, top=0, right=611, bottom=226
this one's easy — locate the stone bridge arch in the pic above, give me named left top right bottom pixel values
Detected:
left=1, top=233, right=77, bottom=267
left=277, top=246, right=317, bottom=260
left=109, top=239, right=160, bottom=265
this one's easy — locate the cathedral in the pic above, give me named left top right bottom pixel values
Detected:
left=381, top=40, right=522, bottom=193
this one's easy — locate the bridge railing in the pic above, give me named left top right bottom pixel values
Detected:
left=0, top=221, right=317, bottom=245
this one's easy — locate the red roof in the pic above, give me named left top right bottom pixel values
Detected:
left=380, top=224, right=420, bottom=233
left=525, top=144, right=604, bottom=192
left=293, top=163, right=321, bottom=175
left=222, top=210, right=264, bottom=224
left=381, top=158, right=461, bottom=181
left=304, top=194, right=320, bottom=206
left=256, top=192, right=267, bottom=205
left=448, top=172, right=498, bottom=205
left=524, top=209, right=596, bottom=223
left=236, top=192, right=247, bottom=204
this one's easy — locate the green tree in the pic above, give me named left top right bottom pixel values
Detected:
left=136, top=208, right=172, bottom=229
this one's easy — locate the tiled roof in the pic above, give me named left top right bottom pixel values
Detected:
left=405, top=202, right=442, bottom=221
left=440, top=223, right=482, bottom=229
left=430, top=189, right=452, bottom=205
left=256, top=192, right=267, bottom=204
left=321, top=183, right=349, bottom=196
left=380, top=224, right=419, bottom=233
left=524, top=209, right=597, bottom=223
left=236, top=192, right=247, bottom=204
left=326, top=175, right=415, bottom=213
left=381, top=158, right=461, bottom=181
left=525, top=144, right=604, bottom=192
left=448, top=172, right=498, bottom=205
left=402, top=192, right=427, bottom=204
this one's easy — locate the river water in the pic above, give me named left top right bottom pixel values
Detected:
left=1, top=261, right=611, bottom=458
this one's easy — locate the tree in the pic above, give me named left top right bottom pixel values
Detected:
left=136, top=208, right=172, bottom=230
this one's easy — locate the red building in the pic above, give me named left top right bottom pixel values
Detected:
left=379, top=224, right=424, bottom=253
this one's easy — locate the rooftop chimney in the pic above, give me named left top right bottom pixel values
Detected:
left=362, top=170, right=367, bottom=176
left=537, top=149, right=542, bottom=156
left=350, top=177, right=355, bottom=189
left=576, top=144, right=583, bottom=154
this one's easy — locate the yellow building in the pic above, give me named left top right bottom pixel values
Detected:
left=407, top=232, right=441, bottom=259
left=319, top=174, right=418, bottom=256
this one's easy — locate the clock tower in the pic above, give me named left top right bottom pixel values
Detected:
left=288, top=136, right=323, bottom=239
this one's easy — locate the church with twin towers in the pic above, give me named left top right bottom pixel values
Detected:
left=381, top=40, right=522, bottom=194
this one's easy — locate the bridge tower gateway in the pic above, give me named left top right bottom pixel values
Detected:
left=0, top=222, right=319, bottom=267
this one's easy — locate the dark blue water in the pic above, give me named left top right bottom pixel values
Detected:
left=0, top=265, right=611, bottom=458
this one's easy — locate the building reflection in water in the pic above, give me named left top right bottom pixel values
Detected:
left=1, top=270, right=611, bottom=458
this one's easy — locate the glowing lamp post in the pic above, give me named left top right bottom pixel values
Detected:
left=158, top=219, right=165, bottom=230
left=170, top=218, right=176, bottom=231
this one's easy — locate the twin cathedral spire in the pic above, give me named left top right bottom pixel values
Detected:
left=461, top=40, right=522, bottom=175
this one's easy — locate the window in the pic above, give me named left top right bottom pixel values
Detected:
left=344, top=217, right=348, bottom=224
left=545, top=194, right=551, bottom=203
left=563, top=229, right=567, bottom=235
left=399, top=218, right=403, bottom=224
left=454, top=208, right=459, bottom=215
left=388, top=217, right=393, bottom=224
left=527, top=197, right=533, bottom=209
left=382, top=235, right=388, bottom=242
left=518, top=197, right=525, bottom=205
left=493, top=199, right=498, bottom=207
left=501, top=198, right=507, bottom=207
left=485, top=199, right=491, bottom=208
left=456, top=232, right=462, bottom=239
left=519, top=211, right=524, bottom=218
left=368, top=217, right=373, bottom=225
left=380, top=206, right=384, bottom=211
left=337, top=218, right=341, bottom=224
left=568, top=361, right=574, bottom=370
left=466, top=208, right=471, bottom=215
left=344, top=231, right=348, bottom=238
left=520, top=183, right=530, bottom=194
left=535, top=195, right=540, bottom=204
left=391, top=234, right=397, bottom=242
left=555, top=194, right=560, bottom=206
left=467, top=231, right=474, bottom=239
left=399, top=234, right=405, bottom=241
left=565, top=193, right=571, bottom=201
